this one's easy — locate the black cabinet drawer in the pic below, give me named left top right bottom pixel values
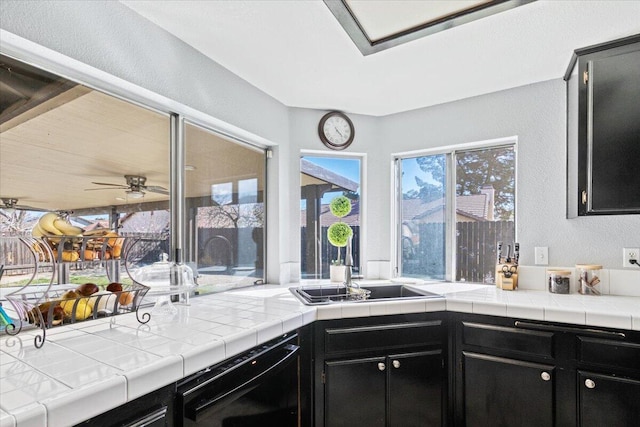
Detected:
left=578, top=336, right=640, bottom=371
left=462, top=321, right=555, bottom=358
left=325, top=320, right=442, bottom=356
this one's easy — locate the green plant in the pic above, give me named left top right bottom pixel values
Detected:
left=328, top=222, right=352, bottom=247
left=329, top=195, right=352, bottom=218
left=327, top=196, right=353, bottom=265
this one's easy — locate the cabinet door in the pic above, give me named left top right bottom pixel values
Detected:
left=388, top=350, right=443, bottom=427
left=578, top=371, right=640, bottom=427
left=463, top=352, right=554, bottom=427
left=324, top=357, right=386, bottom=427
left=586, top=46, right=640, bottom=213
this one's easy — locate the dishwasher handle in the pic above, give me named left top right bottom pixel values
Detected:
left=184, top=343, right=300, bottom=422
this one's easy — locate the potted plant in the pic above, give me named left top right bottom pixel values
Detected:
left=327, top=195, right=353, bottom=282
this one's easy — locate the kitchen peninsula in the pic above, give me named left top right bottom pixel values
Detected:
left=1, top=281, right=639, bottom=426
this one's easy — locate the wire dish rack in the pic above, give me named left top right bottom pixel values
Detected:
left=0, top=235, right=152, bottom=348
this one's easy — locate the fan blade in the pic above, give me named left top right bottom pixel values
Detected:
left=145, top=185, right=169, bottom=195
left=91, top=181, right=129, bottom=187
left=85, top=187, right=128, bottom=191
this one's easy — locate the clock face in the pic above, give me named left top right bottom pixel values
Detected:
left=319, top=112, right=354, bottom=150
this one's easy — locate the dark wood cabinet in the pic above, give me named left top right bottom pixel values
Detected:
left=577, top=371, right=640, bottom=427
left=324, top=351, right=445, bottom=427
left=324, top=356, right=387, bottom=427
left=462, top=352, right=554, bottom=427
left=453, top=314, right=640, bottom=427
left=565, top=33, right=640, bottom=216
left=576, top=335, right=640, bottom=426
left=388, top=350, right=444, bottom=427
left=314, top=313, right=447, bottom=427
left=454, top=317, right=560, bottom=426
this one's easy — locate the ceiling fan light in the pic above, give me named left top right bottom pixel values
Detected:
left=127, top=190, right=145, bottom=199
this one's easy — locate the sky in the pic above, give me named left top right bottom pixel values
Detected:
left=301, top=155, right=443, bottom=207
left=302, top=156, right=361, bottom=204
left=401, top=156, right=443, bottom=194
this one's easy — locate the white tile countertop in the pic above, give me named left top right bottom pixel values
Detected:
left=2, top=281, right=640, bottom=427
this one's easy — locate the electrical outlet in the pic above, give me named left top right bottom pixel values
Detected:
left=623, top=247, right=639, bottom=268
left=535, top=247, right=549, bottom=265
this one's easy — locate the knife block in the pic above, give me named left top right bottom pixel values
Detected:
left=496, top=263, right=518, bottom=290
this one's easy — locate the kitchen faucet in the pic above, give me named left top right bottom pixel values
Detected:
left=344, top=235, right=359, bottom=293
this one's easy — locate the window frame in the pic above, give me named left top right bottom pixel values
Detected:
left=299, top=150, right=366, bottom=281
left=184, top=119, right=269, bottom=286
left=393, top=137, right=517, bottom=282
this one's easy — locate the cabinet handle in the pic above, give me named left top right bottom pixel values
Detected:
left=585, top=379, right=596, bottom=389
left=378, top=362, right=386, bottom=371
left=541, top=371, right=551, bottom=381
left=514, top=321, right=626, bottom=339
left=392, top=360, right=401, bottom=369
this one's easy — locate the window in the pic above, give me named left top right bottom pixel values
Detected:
left=0, top=53, right=170, bottom=287
left=0, top=54, right=267, bottom=295
left=300, top=155, right=361, bottom=280
left=397, top=142, right=515, bottom=283
left=185, top=122, right=266, bottom=292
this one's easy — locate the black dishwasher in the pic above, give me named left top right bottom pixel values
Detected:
left=176, top=332, right=300, bottom=427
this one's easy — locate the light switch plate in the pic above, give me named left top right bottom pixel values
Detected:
left=535, top=247, right=549, bottom=265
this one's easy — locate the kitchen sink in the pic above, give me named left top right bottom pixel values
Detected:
left=290, top=283, right=443, bottom=305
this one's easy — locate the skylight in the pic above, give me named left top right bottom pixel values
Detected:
left=325, top=0, right=536, bottom=55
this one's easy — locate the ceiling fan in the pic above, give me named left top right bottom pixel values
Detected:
left=85, top=175, right=169, bottom=198
left=1, top=197, right=45, bottom=211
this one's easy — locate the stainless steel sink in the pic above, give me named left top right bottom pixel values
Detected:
left=290, top=283, right=443, bottom=305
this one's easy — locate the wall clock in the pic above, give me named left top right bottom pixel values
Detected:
left=318, top=111, right=354, bottom=150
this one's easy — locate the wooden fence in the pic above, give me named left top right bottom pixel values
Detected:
left=456, top=221, right=514, bottom=283
left=4, top=221, right=510, bottom=283
left=300, top=226, right=361, bottom=279
left=0, top=233, right=168, bottom=279
left=402, top=220, right=514, bottom=283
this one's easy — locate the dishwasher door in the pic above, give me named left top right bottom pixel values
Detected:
left=176, top=333, right=300, bottom=427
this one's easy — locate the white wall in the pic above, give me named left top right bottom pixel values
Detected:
left=288, top=109, right=381, bottom=279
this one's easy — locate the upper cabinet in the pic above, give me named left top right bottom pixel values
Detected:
left=565, top=34, right=640, bottom=217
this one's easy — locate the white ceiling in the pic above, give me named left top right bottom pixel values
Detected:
left=121, top=0, right=640, bottom=116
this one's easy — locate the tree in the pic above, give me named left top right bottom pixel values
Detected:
left=407, top=147, right=515, bottom=220
left=0, top=209, right=32, bottom=232
left=455, top=147, right=515, bottom=220
left=404, top=155, right=446, bottom=203
left=200, top=203, right=264, bottom=229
